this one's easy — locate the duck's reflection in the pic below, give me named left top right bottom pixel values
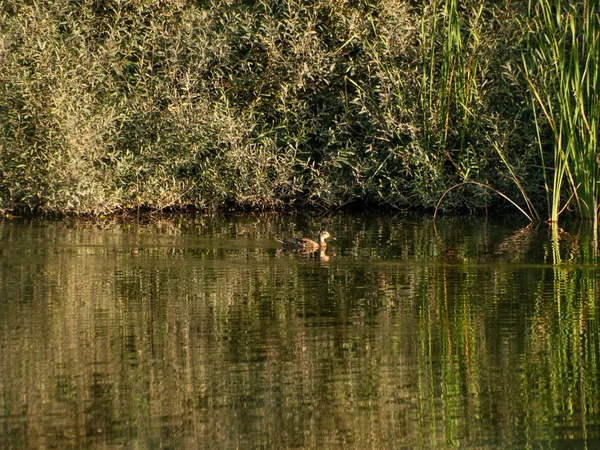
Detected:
left=278, top=247, right=336, bottom=266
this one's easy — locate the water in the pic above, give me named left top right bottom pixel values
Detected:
left=0, top=213, right=599, bottom=449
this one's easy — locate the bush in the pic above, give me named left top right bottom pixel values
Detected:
left=0, top=0, right=544, bottom=215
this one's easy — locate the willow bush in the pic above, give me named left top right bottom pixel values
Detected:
left=0, top=0, right=550, bottom=215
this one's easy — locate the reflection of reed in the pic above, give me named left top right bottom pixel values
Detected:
left=1, top=217, right=599, bottom=448
left=550, top=226, right=582, bottom=263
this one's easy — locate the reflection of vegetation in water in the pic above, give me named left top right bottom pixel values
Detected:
left=433, top=265, right=597, bottom=446
left=0, top=216, right=598, bottom=448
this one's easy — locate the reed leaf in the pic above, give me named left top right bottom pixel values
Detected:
left=524, top=0, right=600, bottom=230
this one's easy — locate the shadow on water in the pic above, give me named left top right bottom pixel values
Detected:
left=0, top=213, right=598, bottom=449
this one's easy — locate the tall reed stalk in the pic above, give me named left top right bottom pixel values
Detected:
left=523, top=0, right=600, bottom=228
left=421, top=0, right=484, bottom=167
left=421, top=0, right=539, bottom=218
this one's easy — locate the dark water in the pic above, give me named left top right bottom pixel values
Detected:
left=0, top=213, right=599, bottom=449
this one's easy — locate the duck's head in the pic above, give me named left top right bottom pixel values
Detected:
left=317, top=231, right=335, bottom=244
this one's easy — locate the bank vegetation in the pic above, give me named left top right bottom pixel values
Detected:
left=0, top=0, right=598, bottom=223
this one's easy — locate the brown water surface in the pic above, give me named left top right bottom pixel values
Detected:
left=0, top=213, right=599, bottom=449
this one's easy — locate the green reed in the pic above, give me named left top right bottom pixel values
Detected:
left=523, top=0, right=600, bottom=227
left=421, top=0, right=484, bottom=166
left=420, top=1, right=539, bottom=217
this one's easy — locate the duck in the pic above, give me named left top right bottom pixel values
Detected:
left=278, top=230, right=335, bottom=251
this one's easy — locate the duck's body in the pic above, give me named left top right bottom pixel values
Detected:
left=278, top=231, right=335, bottom=251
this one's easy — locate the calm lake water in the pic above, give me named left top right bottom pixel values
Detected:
left=0, top=213, right=599, bottom=449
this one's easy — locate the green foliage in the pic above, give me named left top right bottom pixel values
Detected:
left=523, top=0, right=600, bottom=224
left=0, top=0, right=560, bottom=215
